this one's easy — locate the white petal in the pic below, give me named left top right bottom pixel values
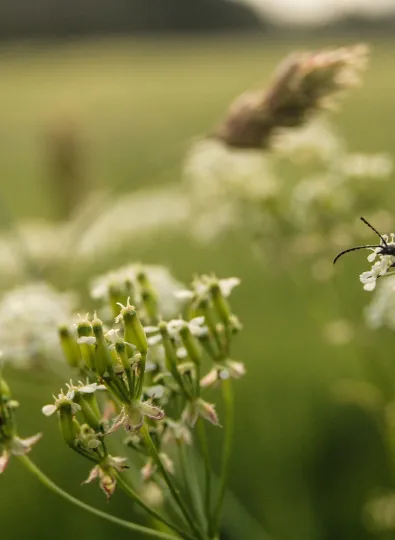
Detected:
left=174, top=290, right=194, bottom=300
left=77, top=336, right=96, bottom=345
left=147, top=335, right=162, bottom=346
left=42, top=404, right=57, bottom=416
left=219, top=277, right=240, bottom=296
left=364, top=281, right=377, bottom=291
left=144, top=326, right=159, bottom=334
left=367, top=252, right=377, bottom=263
left=190, top=316, right=205, bottom=327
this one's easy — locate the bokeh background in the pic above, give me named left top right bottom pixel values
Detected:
left=2, top=2, right=395, bottom=540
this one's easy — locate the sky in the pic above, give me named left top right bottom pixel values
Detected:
left=242, top=0, right=395, bottom=25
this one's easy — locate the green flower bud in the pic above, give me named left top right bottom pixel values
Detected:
left=59, top=325, right=82, bottom=369
left=92, top=316, right=113, bottom=376
left=77, top=319, right=95, bottom=371
left=115, top=342, right=130, bottom=372
left=77, top=395, right=102, bottom=433
left=210, top=282, right=231, bottom=325
left=0, top=376, right=16, bottom=441
left=0, top=377, right=11, bottom=403
left=159, top=322, right=178, bottom=372
left=118, top=302, right=148, bottom=354
left=179, top=325, right=201, bottom=365
left=59, top=403, right=79, bottom=447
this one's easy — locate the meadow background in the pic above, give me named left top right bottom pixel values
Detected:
left=1, top=34, right=395, bottom=540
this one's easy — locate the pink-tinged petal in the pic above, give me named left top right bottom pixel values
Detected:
left=141, top=459, right=155, bottom=482
left=106, top=410, right=126, bottom=434
left=200, top=368, right=219, bottom=388
left=226, top=360, right=246, bottom=379
left=140, top=401, right=165, bottom=422
left=181, top=402, right=199, bottom=427
left=197, top=399, right=220, bottom=426
left=99, top=473, right=116, bottom=500
left=19, top=433, right=42, bottom=454
left=82, top=465, right=100, bottom=485
left=107, top=455, right=129, bottom=472
left=0, top=451, right=10, bottom=473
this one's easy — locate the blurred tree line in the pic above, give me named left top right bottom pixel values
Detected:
left=0, top=0, right=266, bottom=39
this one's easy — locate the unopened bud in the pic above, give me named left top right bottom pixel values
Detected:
left=92, top=315, right=112, bottom=376
left=77, top=319, right=95, bottom=370
left=120, top=302, right=148, bottom=354
left=179, top=324, right=201, bottom=365
left=210, top=282, right=231, bottom=325
left=59, top=403, right=80, bottom=447
left=59, top=326, right=81, bottom=369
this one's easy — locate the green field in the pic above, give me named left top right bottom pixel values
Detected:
left=1, top=36, right=395, bottom=540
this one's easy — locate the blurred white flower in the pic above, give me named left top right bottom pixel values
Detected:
left=272, top=119, right=344, bottom=163
left=343, top=153, right=393, bottom=179
left=90, top=264, right=184, bottom=319
left=78, top=187, right=190, bottom=260
left=0, top=283, right=76, bottom=369
left=183, top=139, right=278, bottom=242
left=291, top=173, right=354, bottom=226
left=365, top=275, right=395, bottom=329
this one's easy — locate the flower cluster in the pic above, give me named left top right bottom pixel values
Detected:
left=43, top=269, right=244, bottom=517
left=359, top=233, right=395, bottom=291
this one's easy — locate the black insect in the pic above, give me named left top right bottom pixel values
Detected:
left=333, top=216, right=395, bottom=265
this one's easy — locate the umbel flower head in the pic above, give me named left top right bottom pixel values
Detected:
left=359, top=233, right=395, bottom=291
left=0, top=373, right=41, bottom=473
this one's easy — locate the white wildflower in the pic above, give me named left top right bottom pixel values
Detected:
left=167, top=317, right=207, bottom=338
left=343, top=153, right=393, bottom=179
left=272, top=119, right=344, bottom=163
left=365, top=275, right=395, bottom=329
left=0, top=283, right=76, bottom=369
left=360, top=241, right=395, bottom=291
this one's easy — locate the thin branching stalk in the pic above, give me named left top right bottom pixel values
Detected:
left=114, top=471, right=193, bottom=539
left=177, top=440, right=206, bottom=533
left=197, top=418, right=212, bottom=532
left=18, top=455, right=178, bottom=540
left=211, top=379, right=234, bottom=537
left=141, top=422, right=205, bottom=540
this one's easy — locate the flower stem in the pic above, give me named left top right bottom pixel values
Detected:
left=197, top=418, right=212, bottom=531
left=114, top=471, right=193, bottom=539
left=17, top=455, right=178, bottom=540
left=177, top=440, right=206, bottom=533
left=141, top=422, right=205, bottom=540
left=211, top=379, right=234, bottom=537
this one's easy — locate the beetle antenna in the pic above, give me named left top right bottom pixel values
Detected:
left=333, top=245, right=382, bottom=265
left=360, top=216, right=388, bottom=246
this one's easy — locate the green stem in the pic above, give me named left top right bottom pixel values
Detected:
left=197, top=419, right=212, bottom=531
left=136, top=351, right=147, bottom=399
left=18, top=455, right=177, bottom=540
left=211, top=379, right=234, bottom=536
left=141, top=423, right=205, bottom=540
left=114, top=472, right=192, bottom=539
left=177, top=441, right=206, bottom=533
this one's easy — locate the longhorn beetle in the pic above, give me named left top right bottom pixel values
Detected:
left=333, top=217, right=395, bottom=265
